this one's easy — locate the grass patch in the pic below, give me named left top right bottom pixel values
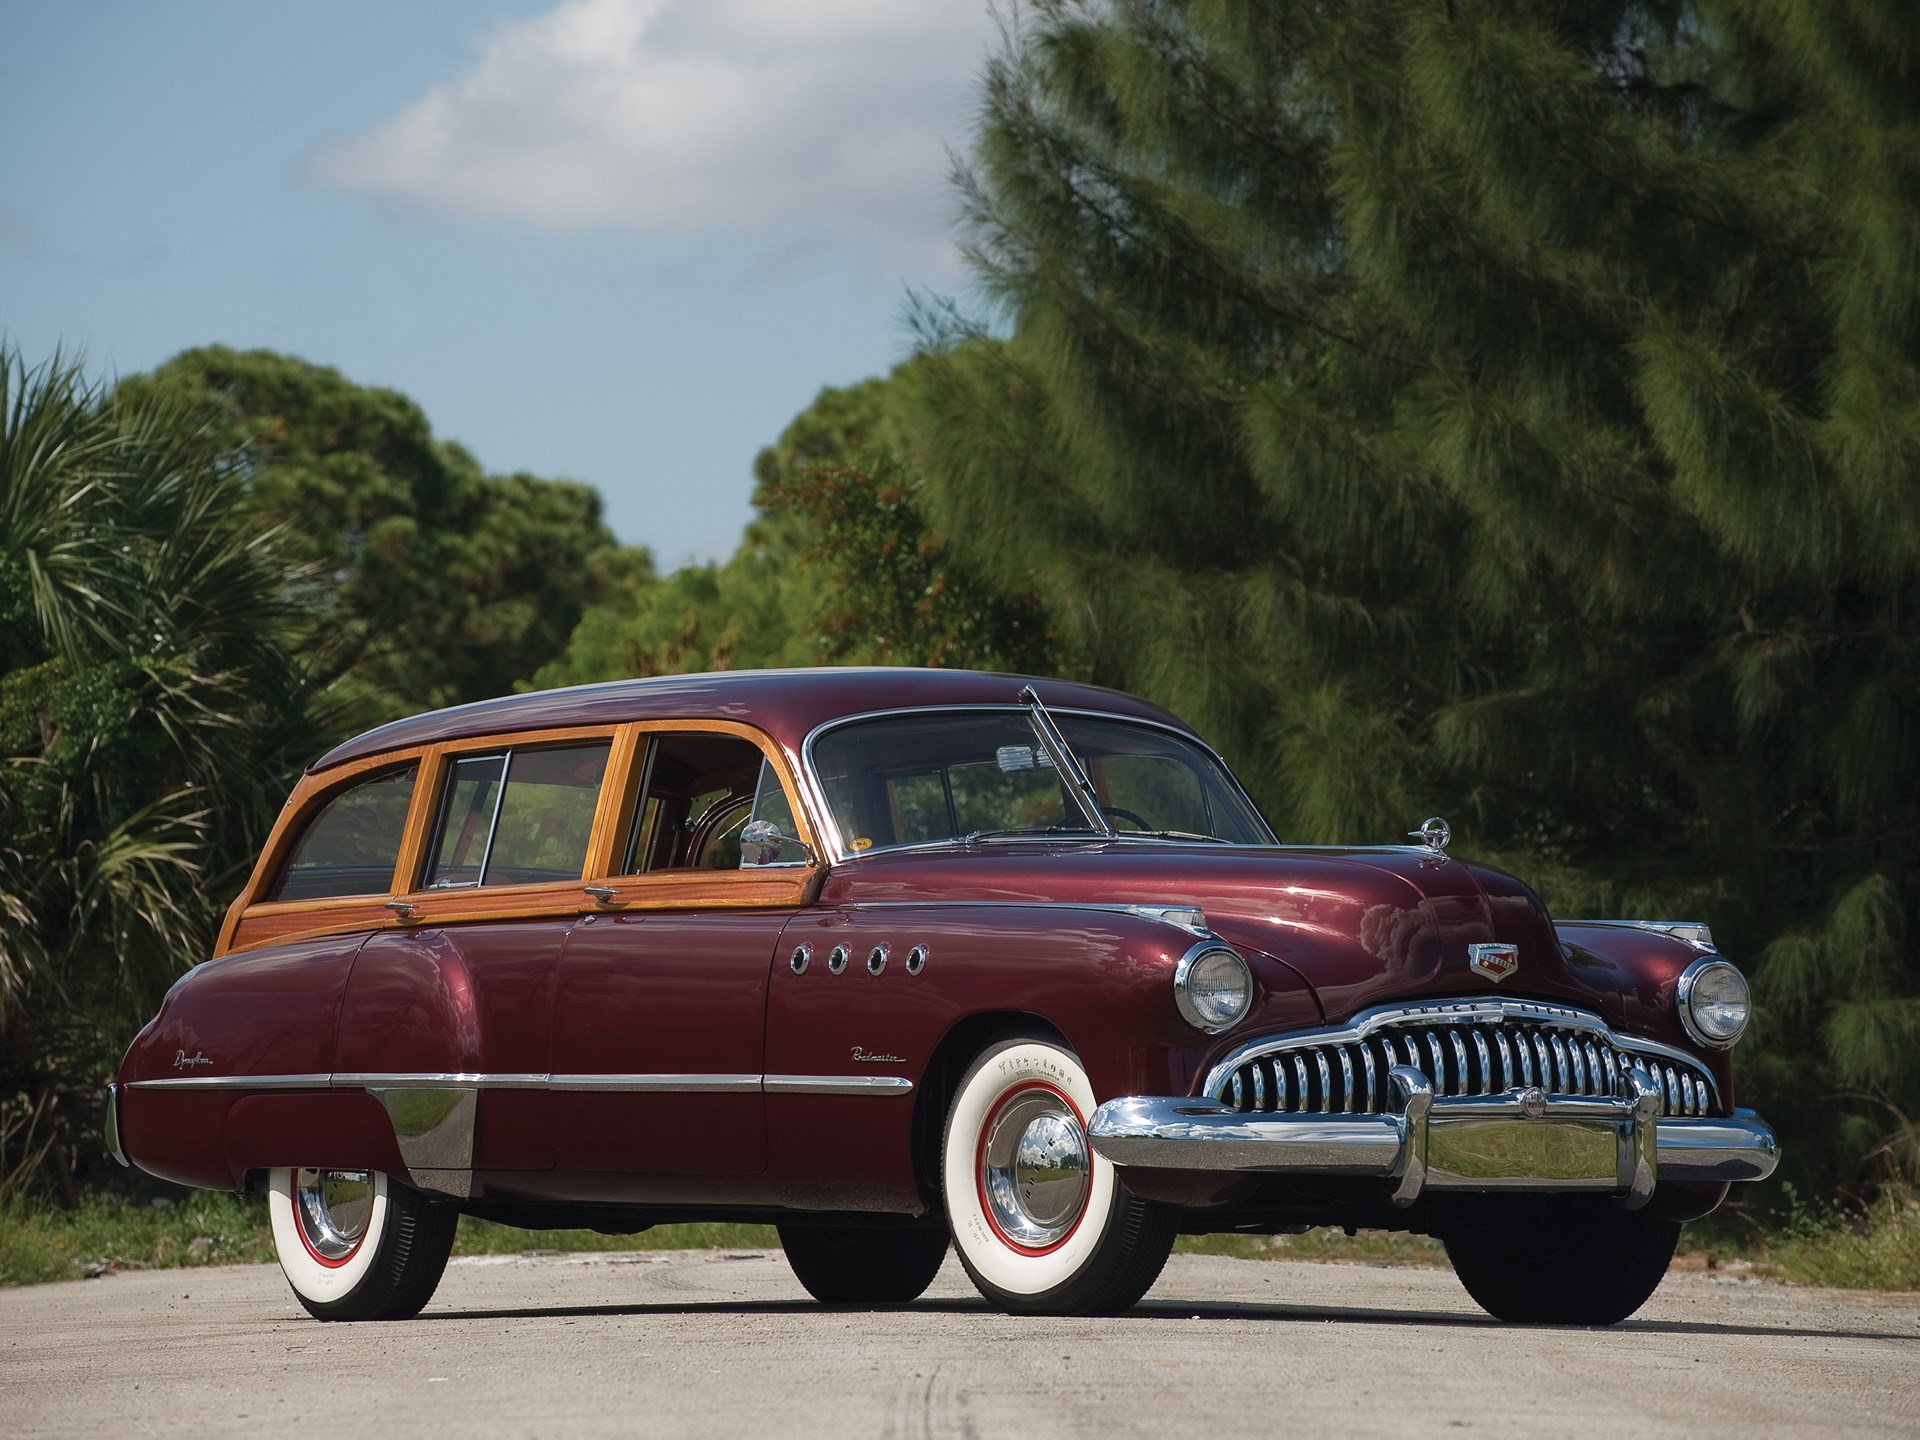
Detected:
left=0, top=1193, right=275, bottom=1286
left=451, top=1218, right=779, bottom=1256
left=1176, top=1229, right=1448, bottom=1265
left=7, top=1191, right=1917, bottom=1292
left=1762, top=1191, right=1920, bottom=1291
left=0, top=1193, right=779, bottom=1287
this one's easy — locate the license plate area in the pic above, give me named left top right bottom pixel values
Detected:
left=1424, top=1114, right=1622, bottom=1191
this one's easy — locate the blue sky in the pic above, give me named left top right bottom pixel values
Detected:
left=0, top=0, right=997, bottom=566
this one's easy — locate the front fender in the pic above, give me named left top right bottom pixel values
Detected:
left=1554, top=922, right=1736, bottom=1102
left=760, top=903, right=1320, bottom=1211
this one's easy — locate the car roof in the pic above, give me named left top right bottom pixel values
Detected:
left=306, top=667, right=1192, bottom=774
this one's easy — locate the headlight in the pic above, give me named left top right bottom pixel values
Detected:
left=1677, top=957, right=1750, bottom=1048
left=1174, top=945, right=1253, bottom=1034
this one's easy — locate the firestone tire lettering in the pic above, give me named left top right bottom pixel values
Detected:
left=267, top=1167, right=391, bottom=1306
left=266, top=1168, right=457, bottom=1321
left=942, top=1038, right=1174, bottom=1314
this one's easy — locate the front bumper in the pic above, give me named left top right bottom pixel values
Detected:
left=1087, top=1066, right=1777, bottom=1209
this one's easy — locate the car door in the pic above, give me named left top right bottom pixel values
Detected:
left=334, top=728, right=621, bottom=1186
left=545, top=722, right=824, bottom=1199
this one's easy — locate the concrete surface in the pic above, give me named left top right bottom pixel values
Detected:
left=2, top=1250, right=1914, bottom=1438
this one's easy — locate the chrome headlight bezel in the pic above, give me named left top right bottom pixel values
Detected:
left=1173, top=944, right=1253, bottom=1034
left=1676, top=956, right=1750, bottom=1049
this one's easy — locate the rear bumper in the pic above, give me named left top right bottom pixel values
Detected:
left=1087, top=1065, right=1777, bottom=1209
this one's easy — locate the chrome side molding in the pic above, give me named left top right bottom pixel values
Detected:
left=126, top=1070, right=912, bottom=1095
left=104, top=1082, right=129, bottom=1168
left=123, top=1069, right=915, bottom=1199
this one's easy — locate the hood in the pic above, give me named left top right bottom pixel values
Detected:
left=822, top=842, right=1604, bottom=1025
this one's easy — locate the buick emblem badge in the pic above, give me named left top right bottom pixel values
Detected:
left=1468, top=943, right=1519, bottom=983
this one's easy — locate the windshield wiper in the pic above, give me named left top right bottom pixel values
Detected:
left=1018, top=685, right=1117, bottom=840
left=1127, top=829, right=1231, bottom=844
left=962, top=825, right=1102, bottom=846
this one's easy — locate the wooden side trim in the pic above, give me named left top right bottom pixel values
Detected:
left=584, top=724, right=644, bottom=881
left=220, top=715, right=831, bottom=956
left=216, top=748, right=433, bottom=958
left=589, top=716, right=826, bottom=865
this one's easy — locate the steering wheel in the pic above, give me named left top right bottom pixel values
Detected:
left=1100, top=805, right=1152, bottom=832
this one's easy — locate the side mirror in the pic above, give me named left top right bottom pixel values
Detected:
left=740, top=819, right=816, bottom=868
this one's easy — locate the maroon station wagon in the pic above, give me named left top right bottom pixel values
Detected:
left=109, top=668, right=1777, bottom=1322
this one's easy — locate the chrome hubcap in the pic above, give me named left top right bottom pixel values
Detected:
left=293, top=1168, right=374, bottom=1261
left=980, top=1090, right=1090, bottom=1248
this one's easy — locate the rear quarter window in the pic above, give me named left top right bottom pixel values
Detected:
left=266, top=764, right=418, bottom=901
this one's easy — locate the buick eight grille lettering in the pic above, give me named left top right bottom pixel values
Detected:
left=108, top=668, right=1778, bottom=1325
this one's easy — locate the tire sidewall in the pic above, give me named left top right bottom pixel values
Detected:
left=267, top=1166, right=391, bottom=1306
left=943, top=1039, right=1115, bottom=1299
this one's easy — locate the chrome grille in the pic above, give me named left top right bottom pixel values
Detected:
left=1210, top=1001, right=1719, bottom=1118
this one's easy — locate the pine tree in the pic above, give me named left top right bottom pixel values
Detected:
left=907, top=0, right=1920, bottom=1198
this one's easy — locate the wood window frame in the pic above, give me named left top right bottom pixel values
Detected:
left=217, top=718, right=824, bottom=956
left=216, top=748, right=439, bottom=956
left=581, top=719, right=826, bottom=913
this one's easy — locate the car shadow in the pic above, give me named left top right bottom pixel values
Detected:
left=417, top=1295, right=1908, bottom=1343
left=1131, top=1297, right=1912, bottom=1342
left=417, top=1298, right=987, bottom=1322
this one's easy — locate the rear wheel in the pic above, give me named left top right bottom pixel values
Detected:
left=267, top=1167, right=457, bottom=1321
left=942, top=1037, right=1176, bottom=1315
left=1441, top=1195, right=1681, bottom=1325
left=777, top=1218, right=950, bottom=1304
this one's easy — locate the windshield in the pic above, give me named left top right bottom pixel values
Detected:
left=807, top=710, right=1273, bottom=855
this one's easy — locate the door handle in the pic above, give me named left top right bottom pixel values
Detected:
left=385, top=900, right=420, bottom=920
left=583, top=885, right=617, bottom=905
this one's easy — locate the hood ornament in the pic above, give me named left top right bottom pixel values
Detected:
left=1408, top=816, right=1451, bottom=854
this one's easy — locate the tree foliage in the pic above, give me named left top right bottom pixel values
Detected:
left=898, top=0, right=1920, bottom=1197
left=0, top=350, right=317, bottom=1199
left=6, top=2, right=1914, bottom=1214
left=119, top=348, right=652, bottom=722
left=540, top=365, right=1060, bottom=685
left=1, top=347, right=659, bottom=1199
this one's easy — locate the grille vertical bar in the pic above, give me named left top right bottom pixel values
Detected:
left=1214, top=1006, right=1721, bottom=1120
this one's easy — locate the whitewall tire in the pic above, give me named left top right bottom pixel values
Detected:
left=267, top=1167, right=457, bottom=1321
left=942, top=1037, right=1175, bottom=1315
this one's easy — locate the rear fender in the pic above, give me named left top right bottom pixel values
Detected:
left=115, top=933, right=367, bottom=1191
left=222, top=1091, right=411, bottom=1189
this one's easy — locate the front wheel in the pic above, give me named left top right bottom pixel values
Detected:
left=777, top=1218, right=950, bottom=1304
left=267, top=1168, right=458, bottom=1321
left=942, top=1037, right=1176, bottom=1316
left=1441, top=1195, right=1681, bottom=1325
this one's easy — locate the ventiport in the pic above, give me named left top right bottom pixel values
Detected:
left=1087, top=1068, right=1778, bottom=1209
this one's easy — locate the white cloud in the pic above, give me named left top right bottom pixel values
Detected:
left=310, top=0, right=997, bottom=269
